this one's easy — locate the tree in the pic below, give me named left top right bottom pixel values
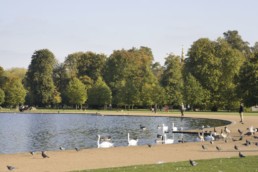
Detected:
left=215, top=39, right=245, bottom=110
left=87, top=77, right=112, bottom=109
left=183, top=74, right=210, bottom=110
left=3, top=77, right=26, bottom=107
left=161, top=54, right=184, bottom=106
left=0, top=66, right=6, bottom=88
left=65, top=77, right=87, bottom=109
left=104, top=47, right=157, bottom=108
left=64, top=52, right=83, bottom=78
left=25, top=49, right=57, bottom=106
left=0, top=88, right=5, bottom=105
left=252, top=42, right=258, bottom=54
left=151, top=62, right=164, bottom=82
left=237, top=54, right=258, bottom=106
left=185, top=37, right=245, bottom=111
left=223, top=30, right=251, bottom=57
left=77, top=52, right=106, bottom=81
left=53, top=63, right=70, bottom=105
left=4, top=68, right=27, bottom=79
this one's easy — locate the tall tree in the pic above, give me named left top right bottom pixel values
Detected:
left=65, top=77, right=87, bottom=109
left=87, top=77, right=112, bottom=108
left=25, top=49, right=57, bottom=106
left=0, top=88, right=4, bottom=105
left=223, top=30, right=251, bottom=57
left=151, top=62, right=164, bottom=82
left=183, top=74, right=210, bottom=110
left=3, top=77, right=26, bottom=107
left=161, top=54, right=184, bottom=106
left=186, top=36, right=245, bottom=110
left=77, top=52, right=106, bottom=81
left=104, top=47, right=157, bottom=108
left=64, top=52, right=83, bottom=78
left=53, top=63, right=69, bottom=104
left=237, top=54, right=258, bottom=106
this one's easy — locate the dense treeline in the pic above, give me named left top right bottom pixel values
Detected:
left=0, top=30, right=257, bottom=111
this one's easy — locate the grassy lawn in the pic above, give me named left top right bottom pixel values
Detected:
left=1, top=108, right=258, bottom=116
left=74, top=156, right=258, bottom=172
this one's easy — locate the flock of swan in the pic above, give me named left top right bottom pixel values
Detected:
left=97, top=122, right=179, bottom=148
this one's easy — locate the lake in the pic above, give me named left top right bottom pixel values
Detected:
left=0, top=113, right=230, bottom=154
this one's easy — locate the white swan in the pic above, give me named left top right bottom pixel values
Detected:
left=195, top=132, right=204, bottom=142
left=204, top=132, right=215, bottom=141
left=128, top=133, right=138, bottom=146
left=97, top=135, right=114, bottom=148
left=162, top=123, right=168, bottom=133
left=171, top=123, right=178, bottom=132
left=163, top=134, right=174, bottom=144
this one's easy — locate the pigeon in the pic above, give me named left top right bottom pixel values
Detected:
left=234, top=145, right=239, bottom=150
left=189, top=159, right=198, bottom=166
left=41, top=151, right=49, bottom=158
left=232, top=138, right=238, bottom=142
left=30, top=151, right=36, bottom=155
left=239, top=136, right=243, bottom=141
left=75, top=147, right=80, bottom=151
left=202, top=145, right=207, bottom=150
left=210, top=140, right=214, bottom=144
left=239, top=152, right=245, bottom=158
left=244, top=140, right=251, bottom=146
left=238, top=129, right=243, bottom=135
left=7, top=165, right=15, bottom=171
left=147, top=144, right=152, bottom=148
left=216, top=146, right=221, bottom=151
left=59, top=146, right=65, bottom=151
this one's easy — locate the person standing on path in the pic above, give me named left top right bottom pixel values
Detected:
left=180, top=103, right=185, bottom=117
left=239, top=103, right=244, bottom=123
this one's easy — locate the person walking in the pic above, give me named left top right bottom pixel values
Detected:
left=239, top=103, right=244, bottom=123
left=180, top=103, right=185, bottom=117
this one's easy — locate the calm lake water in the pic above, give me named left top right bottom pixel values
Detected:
left=0, top=113, right=230, bottom=154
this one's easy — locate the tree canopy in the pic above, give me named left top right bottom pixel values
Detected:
left=1, top=30, right=257, bottom=110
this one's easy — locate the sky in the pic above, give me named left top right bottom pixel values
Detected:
left=0, top=0, right=258, bottom=70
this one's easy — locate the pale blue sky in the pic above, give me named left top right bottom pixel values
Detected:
left=0, top=0, right=258, bottom=69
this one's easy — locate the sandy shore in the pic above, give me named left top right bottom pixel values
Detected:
left=1, top=112, right=258, bottom=172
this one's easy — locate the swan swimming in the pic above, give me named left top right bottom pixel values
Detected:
left=195, top=132, right=204, bottom=142
left=163, top=134, right=174, bottom=144
left=204, top=132, right=215, bottom=141
left=128, top=133, right=138, bottom=146
left=162, top=123, right=169, bottom=133
left=171, top=123, right=178, bottom=132
left=97, top=135, right=114, bottom=148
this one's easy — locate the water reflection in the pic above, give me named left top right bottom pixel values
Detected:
left=0, top=113, right=230, bottom=154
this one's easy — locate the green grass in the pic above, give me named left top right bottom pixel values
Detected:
left=1, top=108, right=258, bottom=116
left=73, top=156, right=258, bottom=172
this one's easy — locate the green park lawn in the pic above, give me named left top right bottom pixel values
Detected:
left=74, top=155, right=258, bottom=172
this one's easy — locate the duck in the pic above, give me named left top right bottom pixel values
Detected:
left=97, top=135, right=114, bottom=148
left=128, top=133, right=138, bottom=146
left=163, top=134, right=174, bottom=144
left=140, top=124, right=146, bottom=131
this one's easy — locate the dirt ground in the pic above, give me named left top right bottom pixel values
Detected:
left=1, top=112, right=258, bottom=172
